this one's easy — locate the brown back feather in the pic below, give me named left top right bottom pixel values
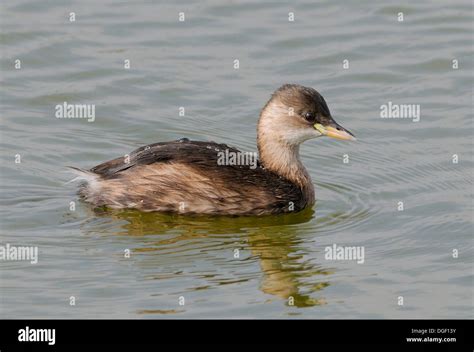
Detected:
left=88, top=139, right=307, bottom=214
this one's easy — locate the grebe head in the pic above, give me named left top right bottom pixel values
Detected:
left=258, top=84, right=355, bottom=148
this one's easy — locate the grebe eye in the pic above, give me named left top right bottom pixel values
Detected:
left=304, top=112, right=316, bottom=122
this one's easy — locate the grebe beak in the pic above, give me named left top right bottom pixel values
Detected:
left=314, top=121, right=356, bottom=141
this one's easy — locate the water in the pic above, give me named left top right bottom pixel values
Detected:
left=0, top=0, right=472, bottom=318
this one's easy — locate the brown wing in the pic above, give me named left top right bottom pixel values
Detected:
left=88, top=139, right=306, bottom=214
left=91, top=138, right=243, bottom=178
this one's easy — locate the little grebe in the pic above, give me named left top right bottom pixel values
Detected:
left=70, top=84, right=355, bottom=215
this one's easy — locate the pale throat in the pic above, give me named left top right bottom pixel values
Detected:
left=257, top=133, right=314, bottom=196
left=256, top=103, right=316, bottom=204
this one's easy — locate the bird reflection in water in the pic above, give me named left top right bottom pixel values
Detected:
left=84, top=206, right=333, bottom=312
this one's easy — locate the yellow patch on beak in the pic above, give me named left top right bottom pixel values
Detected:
left=314, top=123, right=355, bottom=141
left=314, top=123, right=327, bottom=135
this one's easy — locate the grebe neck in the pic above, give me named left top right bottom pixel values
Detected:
left=257, top=136, right=315, bottom=204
